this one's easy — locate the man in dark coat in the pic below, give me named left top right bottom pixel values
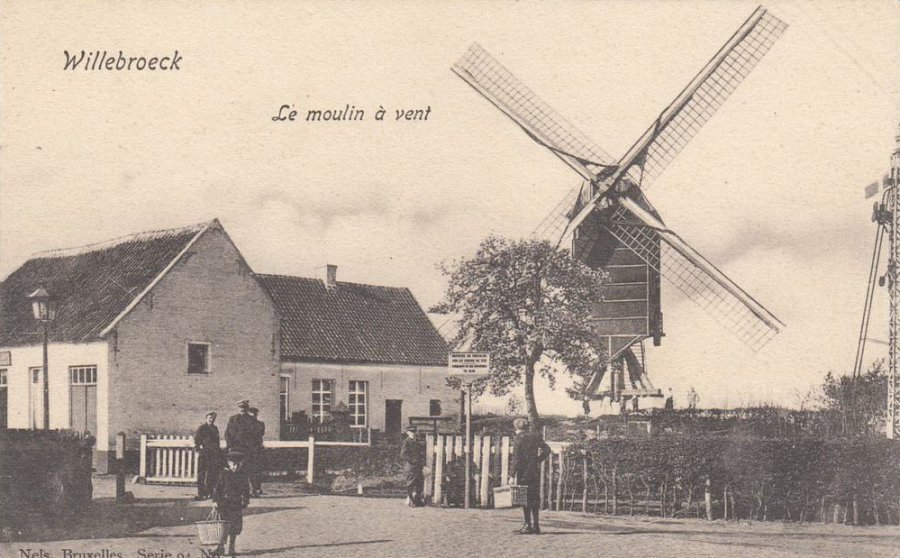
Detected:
left=194, top=411, right=221, bottom=500
left=213, top=450, right=250, bottom=558
left=400, top=426, right=425, bottom=506
left=225, top=399, right=257, bottom=493
left=247, top=407, right=265, bottom=496
left=510, top=417, right=551, bottom=534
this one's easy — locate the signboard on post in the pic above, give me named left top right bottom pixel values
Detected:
left=448, top=352, right=490, bottom=381
left=448, top=351, right=490, bottom=510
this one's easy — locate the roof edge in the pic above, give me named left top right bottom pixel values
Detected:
left=98, top=219, right=217, bottom=338
left=256, top=272, right=412, bottom=293
left=280, top=355, right=448, bottom=367
left=29, top=221, right=211, bottom=260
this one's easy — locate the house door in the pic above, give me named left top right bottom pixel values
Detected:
left=385, top=400, right=402, bottom=436
left=69, top=366, right=98, bottom=435
left=29, top=367, right=44, bottom=429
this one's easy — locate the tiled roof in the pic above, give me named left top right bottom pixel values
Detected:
left=258, top=274, right=448, bottom=366
left=0, top=222, right=211, bottom=346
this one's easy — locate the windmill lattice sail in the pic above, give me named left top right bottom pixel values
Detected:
left=452, top=43, right=623, bottom=183
left=631, top=8, right=788, bottom=190
left=605, top=201, right=784, bottom=351
left=452, top=6, right=787, bottom=357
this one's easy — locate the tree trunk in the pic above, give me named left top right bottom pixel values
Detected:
left=524, top=364, right=540, bottom=427
left=705, top=478, right=713, bottom=521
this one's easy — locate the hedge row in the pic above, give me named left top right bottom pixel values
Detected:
left=563, top=436, right=900, bottom=525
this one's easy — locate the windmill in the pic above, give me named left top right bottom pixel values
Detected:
left=452, top=6, right=787, bottom=410
left=853, top=124, right=900, bottom=439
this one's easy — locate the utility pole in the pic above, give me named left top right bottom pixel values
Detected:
left=889, top=125, right=900, bottom=439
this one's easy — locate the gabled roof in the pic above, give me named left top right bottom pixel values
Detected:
left=0, top=221, right=213, bottom=347
left=257, top=274, right=448, bottom=366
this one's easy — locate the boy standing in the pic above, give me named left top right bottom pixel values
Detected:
left=510, top=418, right=551, bottom=534
left=213, top=450, right=250, bottom=557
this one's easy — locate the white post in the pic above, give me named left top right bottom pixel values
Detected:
left=480, top=435, right=491, bottom=506
left=465, top=383, right=472, bottom=509
left=433, top=435, right=445, bottom=504
left=139, top=434, right=147, bottom=480
left=307, top=436, right=316, bottom=484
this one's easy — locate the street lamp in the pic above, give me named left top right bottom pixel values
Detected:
left=28, top=287, right=57, bottom=430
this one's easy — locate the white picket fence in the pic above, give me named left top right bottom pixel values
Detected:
left=139, top=434, right=369, bottom=485
left=424, top=433, right=567, bottom=508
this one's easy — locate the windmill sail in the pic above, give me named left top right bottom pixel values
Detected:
left=607, top=198, right=784, bottom=351
left=452, top=43, right=619, bottom=183
left=562, top=7, right=788, bottom=242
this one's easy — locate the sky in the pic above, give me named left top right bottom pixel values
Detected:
left=1, top=1, right=898, bottom=415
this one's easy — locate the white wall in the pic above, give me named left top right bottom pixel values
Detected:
left=280, top=361, right=458, bottom=432
left=1, top=341, right=109, bottom=451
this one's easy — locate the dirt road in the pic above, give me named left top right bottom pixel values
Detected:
left=3, top=479, right=898, bottom=558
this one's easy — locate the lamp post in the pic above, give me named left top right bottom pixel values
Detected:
left=28, top=287, right=57, bottom=430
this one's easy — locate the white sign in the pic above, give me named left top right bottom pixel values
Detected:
left=448, top=352, right=490, bottom=380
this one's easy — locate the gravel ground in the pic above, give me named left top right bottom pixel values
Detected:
left=3, top=477, right=899, bottom=558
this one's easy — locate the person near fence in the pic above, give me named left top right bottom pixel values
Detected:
left=442, top=454, right=476, bottom=507
left=74, top=430, right=96, bottom=508
left=510, top=417, right=551, bottom=535
left=248, top=407, right=265, bottom=497
left=400, top=426, right=425, bottom=507
left=225, top=400, right=258, bottom=498
left=194, top=411, right=222, bottom=501
left=212, top=450, right=251, bottom=558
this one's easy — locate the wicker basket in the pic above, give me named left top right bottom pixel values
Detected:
left=195, top=508, right=229, bottom=546
left=492, top=485, right=528, bottom=509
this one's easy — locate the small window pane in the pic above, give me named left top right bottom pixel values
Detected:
left=188, top=343, right=209, bottom=374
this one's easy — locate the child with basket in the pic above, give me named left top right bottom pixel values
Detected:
left=212, top=450, right=251, bottom=557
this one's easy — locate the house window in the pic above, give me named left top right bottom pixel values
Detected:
left=348, top=381, right=368, bottom=428
left=32, top=368, right=42, bottom=383
left=187, top=343, right=210, bottom=374
left=0, top=369, right=6, bottom=386
left=311, top=379, right=334, bottom=423
left=429, top=399, right=442, bottom=417
left=70, top=365, right=97, bottom=385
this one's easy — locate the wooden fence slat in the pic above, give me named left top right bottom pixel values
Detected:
left=556, top=452, right=564, bottom=512
left=424, top=434, right=435, bottom=499
left=501, top=436, right=510, bottom=486
left=139, top=434, right=148, bottom=479
left=433, top=436, right=445, bottom=504
left=543, top=454, right=548, bottom=510
left=480, top=435, right=491, bottom=506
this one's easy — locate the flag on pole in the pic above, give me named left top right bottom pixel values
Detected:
left=865, top=181, right=880, bottom=199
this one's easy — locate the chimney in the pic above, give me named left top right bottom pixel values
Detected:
left=323, top=264, right=337, bottom=290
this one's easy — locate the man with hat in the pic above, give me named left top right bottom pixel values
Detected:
left=400, top=426, right=425, bottom=507
left=510, top=417, right=551, bottom=534
left=225, top=400, right=257, bottom=472
left=247, top=407, right=266, bottom=496
left=194, top=411, right=222, bottom=500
